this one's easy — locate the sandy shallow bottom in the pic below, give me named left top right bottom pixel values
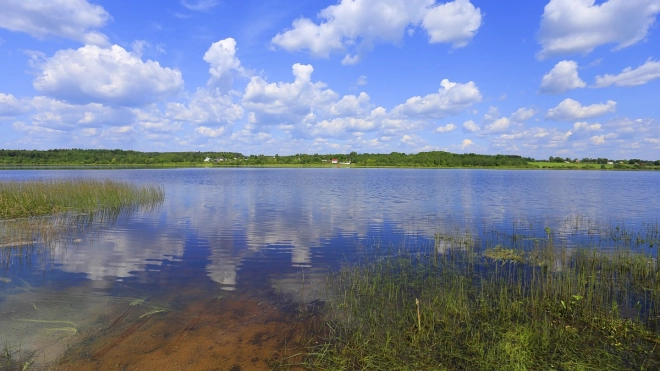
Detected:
left=53, top=291, right=314, bottom=371
left=1, top=279, right=317, bottom=371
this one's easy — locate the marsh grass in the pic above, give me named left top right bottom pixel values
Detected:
left=305, top=225, right=660, bottom=370
left=0, top=179, right=164, bottom=270
left=0, top=178, right=164, bottom=220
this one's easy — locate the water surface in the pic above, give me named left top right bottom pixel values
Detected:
left=1, top=168, right=659, bottom=368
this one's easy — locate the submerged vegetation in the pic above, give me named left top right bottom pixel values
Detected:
left=304, top=224, right=660, bottom=370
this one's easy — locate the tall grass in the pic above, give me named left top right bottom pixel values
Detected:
left=305, top=227, right=660, bottom=370
left=0, top=178, right=164, bottom=220
left=0, top=179, right=164, bottom=257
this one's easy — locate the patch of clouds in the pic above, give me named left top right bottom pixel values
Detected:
left=271, top=0, right=482, bottom=64
left=510, top=107, right=537, bottom=122
left=460, top=138, right=474, bottom=150
left=181, top=0, right=219, bottom=11
left=435, top=123, right=457, bottom=133
left=573, top=121, right=602, bottom=132
left=0, top=93, right=29, bottom=118
left=462, top=120, right=480, bottom=133
left=537, top=0, right=660, bottom=59
left=167, top=88, right=244, bottom=126
left=357, top=75, right=368, bottom=86
left=33, top=44, right=183, bottom=107
left=540, top=60, right=586, bottom=94
left=195, top=126, right=227, bottom=137
left=594, top=59, right=660, bottom=87
left=391, top=79, right=481, bottom=119
left=203, top=38, right=247, bottom=89
left=0, top=0, right=111, bottom=46
left=546, top=98, right=616, bottom=121
left=29, top=96, right=134, bottom=131
left=484, top=117, right=511, bottom=133
left=242, top=63, right=339, bottom=126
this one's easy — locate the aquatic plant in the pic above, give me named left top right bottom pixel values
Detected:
left=0, top=178, right=164, bottom=220
left=304, top=225, right=660, bottom=370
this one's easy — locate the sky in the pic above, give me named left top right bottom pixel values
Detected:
left=0, top=0, right=659, bottom=159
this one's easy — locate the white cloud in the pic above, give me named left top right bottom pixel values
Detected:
left=392, top=79, right=481, bottom=119
left=33, top=45, right=183, bottom=107
left=0, top=93, right=28, bottom=118
left=594, top=59, right=660, bottom=87
left=590, top=135, right=606, bottom=145
left=461, top=138, right=474, bottom=150
left=546, top=98, right=616, bottom=121
left=421, top=0, right=482, bottom=47
left=271, top=0, right=482, bottom=64
left=357, top=75, right=368, bottom=86
left=0, top=0, right=110, bottom=45
left=203, top=38, right=246, bottom=88
left=330, top=92, right=372, bottom=117
left=435, top=123, right=457, bottom=133
left=538, top=0, right=660, bottom=59
left=167, top=88, right=244, bottom=126
left=573, top=121, right=602, bottom=132
left=181, top=0, right=219, bottom=11
left=510, top=107, right=537, bottom=122
left=29, top=96, right=134, bottom=130
left=462, top=120, right=480, bottom=133
left=242, top=63, right=338, bottom=126
left=195, top=126, right=227, bottom=137
left=540, top=60, right=586, bottom=94
left=484, top=117, right=511, bottom=133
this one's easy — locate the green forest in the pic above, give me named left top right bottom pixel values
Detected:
left=0, top=149, right=658, bottom=169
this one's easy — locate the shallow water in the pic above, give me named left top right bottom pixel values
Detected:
left=1, top=168, right=659, bottom=369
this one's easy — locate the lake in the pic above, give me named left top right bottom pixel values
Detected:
left=1, top=168, right=659, bottom=369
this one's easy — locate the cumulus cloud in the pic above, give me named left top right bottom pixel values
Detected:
left=166, top=88, right=244, bottom=126
left=484, top=117, right=511, bottom=133
left=203, top=38, right=246, bottom=88
left=573, top=121, right=602, bottom=132
left=33, top=44, right=183, bottom=107
left=195, top=126, right=227, bottom=137
left=0, top=0, right=110, bottom=45
left=392, top=79, right=481, bottom=119
left=28, top=96, right=134, bottom=131
left=435, top=123, right=457, bottom=133
left=271, top=0, right=482, bottom=64
left=461, top=138, right=474, bottom=150
left=594, top=59, right=660, bottom=87
left=421, top=0, right=483, bottom=47
left=510, top=107, right=537, bottom=122
left=546, top=98, right=616, bottom=121
left=0, top=93, right=28, bottom=118
left=538, top=0, right=660, bottom=59
left=540, top=60, right=586, bottom=94
left=242, top=63, right=339, bottom=126
left=462, top=120, right=480, bottom=133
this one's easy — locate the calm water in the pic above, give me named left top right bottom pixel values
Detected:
left=1, top=168, right=659, bottom=368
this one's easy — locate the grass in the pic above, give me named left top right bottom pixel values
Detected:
left=0, top=179, right=164, bottom=258
left=0, top=178, right=164, bottom=220
left=303, top=225, right=660, bottom=371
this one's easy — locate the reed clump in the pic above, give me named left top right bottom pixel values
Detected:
left=0, top=178, right=164, bottom=220
left=306, top=230, right=660, bottom=370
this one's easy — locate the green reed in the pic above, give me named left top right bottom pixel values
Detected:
left=0, top=179, right=164, bottom=265
left=304, top=224, right=660, bottom=370
left=0, top=178, right=164, bottom=220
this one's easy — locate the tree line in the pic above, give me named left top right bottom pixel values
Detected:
left=0, top=149, right=534, bottom=167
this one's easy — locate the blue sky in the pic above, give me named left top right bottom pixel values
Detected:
left=1, top=0, right=659, bottom=159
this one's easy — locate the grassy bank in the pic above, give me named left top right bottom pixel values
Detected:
left=305, top=230, right=660, bottom=370
left=0, top=179, right=164, bottom=220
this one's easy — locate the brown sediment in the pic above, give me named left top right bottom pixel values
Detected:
left=53, top=292, right=316, bottom=371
